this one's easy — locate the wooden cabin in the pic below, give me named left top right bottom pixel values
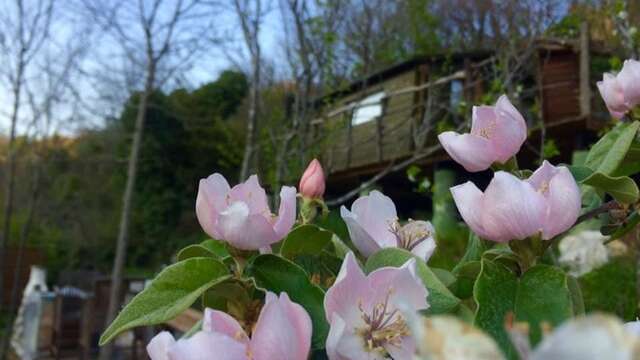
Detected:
left=315, top=27, right=612, bottom=202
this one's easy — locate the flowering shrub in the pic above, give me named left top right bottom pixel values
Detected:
left=98, top=63, right=640, bottom=360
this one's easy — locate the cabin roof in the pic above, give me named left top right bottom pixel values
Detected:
left=315, top=38, right=613, bottom=106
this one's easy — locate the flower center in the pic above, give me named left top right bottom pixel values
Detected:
left=389, top=219, right=432, bottom=251
left=537, top=180, right=550, bottom=195
left=357, top=289, right=410, bottom=354
left=476, top=119, right=497, bottom=139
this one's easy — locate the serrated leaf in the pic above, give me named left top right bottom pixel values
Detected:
left=364, top=248, right=460, bottom=314
left=245, top=254, right=328, bottom=350
left=100, top=257, right=230, bottom=345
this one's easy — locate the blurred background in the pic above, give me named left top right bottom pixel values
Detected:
left=0, top=0, right=638, bottom=358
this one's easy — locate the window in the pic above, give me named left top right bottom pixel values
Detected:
left=351, top=91, right=385, bottom=126
left=450, top=80, right=463, bottom=108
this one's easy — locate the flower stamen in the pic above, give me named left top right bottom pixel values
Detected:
left=389, top=219, right=432, bottom=251
left=357, top=289, right=410, bottom=354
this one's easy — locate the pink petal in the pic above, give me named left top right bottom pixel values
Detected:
left=527, top=160, right=557, bottom=191
left=340, top=206, right=383, bottom=257
left=489, top=95, right=527, bottom=162
left=147, top=331, right=175, bottom=360
left=367, top=259, right=429, bottom=313
left=203, top=308, right=248, bottom=343
left=228, top=175, right=270, bottom=215
left=273, top=186, right=297, bottom=240
left=438, top=132, right=496, bottom=172
left=450, top=182, right=493, bottom=240
left=326, top=313, right=373, bottom=360
left=195, top=174, right=231, bottom=239
left=350, top=191, right=398, bottom=248
left=483, top=172, right=546, bottom=241
left=218, top=202, right=278, bottom=250
left=299, top=159, right=326, bottom=198
left=410, top=236, right=436, bottom=262
left=597, top=74, right=628, bottom=119
left=618, top=59, right=640, bottom=107
left=541, top=166, right=581, bottom=239
left=401, top=220, right=436, bottom=261
left=250, top=293, right=312, bottom=360
left=470, top=105, right=496, bottom=135
left=324, top=252, right=370, bottom=325
left=167, top=331, right=247, bottom=360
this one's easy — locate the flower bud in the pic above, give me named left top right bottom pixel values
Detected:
left=299, top=159, right=325, bottom=198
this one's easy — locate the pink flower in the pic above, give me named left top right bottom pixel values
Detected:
left=147, top=292, right=312, bottom=360
left=324, top=252, right=429, bottom=360
left=196, top=174, right=296, bottom=250
left=437, top=95, right=527, bottom=172
left=299, top=159, right=326, bottom=198
left=597, top=59, right=640, bottom=119
left=451, top=161, right=581, bottom=242
left=340, top=190, right=436, bottom=260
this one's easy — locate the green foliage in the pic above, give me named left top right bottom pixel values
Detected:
left=280, top=224, right=333, bottom=259
left=245, top=254, right=329, bottom=350
left=99, top=257, right=231, bottom=345
left=580, top=256, right=637, bottom=320
left=473, top=259, right=577, bottom=359
left=364, top=248, right=460, bottom=314
left=177, top=239, right=230, bottom=262
left=542, top=139, right=561, bottom=160
left=585, top=121, right=640, bottom=175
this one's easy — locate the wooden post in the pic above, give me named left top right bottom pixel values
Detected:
left=376, top=97, right=387, bottom=162
left=579, top=21, right=591, bottom=117
left=345, top=111, right=353, bottom=168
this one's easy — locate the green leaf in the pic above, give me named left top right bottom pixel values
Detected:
left=473, top=258, right=518, bottom=359
left=202, top=280, right=251, bottom=311
left=582, top=172, right=639, bottom=204
left=568, top=165, right=593, bottom=182
left=365, top=248, right=460, bottom=314
left=585, top=121, right=640, bottom=175
left=245, top=254, right=328, bottom=350
left=451, top=260, right=481, bottom=299
left=473, top=259, right=577, bottom=359
left=580, top=256, right=637, bottom=319
left=452, top=233, right=489, bottom=273
left=177, top=239, right=229, bottom=261
left=280, top=224, right=333, bottom=259
left=513, top=264, right=575, bottom=344
left=99, top=257, right=230, bottom=345
left=613, top=140, right=640, bottom=176
left=431, top=268, right=456, bottom=288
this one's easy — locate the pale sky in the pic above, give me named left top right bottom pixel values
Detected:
left=0, top=0, right=285, bottom=137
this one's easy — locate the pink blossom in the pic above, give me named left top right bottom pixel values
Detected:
left=597, top=59, right=640, bottom=119
left=196, top=174, right=296, bottom=250
left=451, top=161, right=581, bottom=242
left=340, top=190, right=436, bottom=260
left=147, top=292, right=312, bottom=360
left=437, top=95, right=527, bottom=172
left=299, top=159, right=326, bottom=198
left=324, top=252, right=429, bottom=360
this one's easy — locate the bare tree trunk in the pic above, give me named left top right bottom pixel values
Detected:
left=99, top=67, right=154, bottom=360
left=237, top=0, right=262, bottom=181
left=239, top=46, right=260, bottom=181
left=0, top=162, right=41, bottom=359
left=0, top=63, right=24, bottom=314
